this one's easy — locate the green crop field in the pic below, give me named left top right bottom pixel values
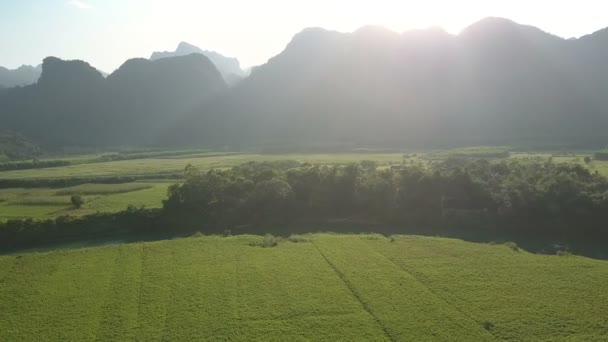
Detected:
left=0, top=182, right=171, bottom=222
left=0, top=234, right=605, bottom=341
left=3, top=150, right=608, bottom=223
left=0, top=153, right=407, bottom=179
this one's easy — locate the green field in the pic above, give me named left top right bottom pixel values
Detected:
left=2, top=150, right=608, bottom=223
left=0, top=153, right=408, bottom=179
left=0, top=182, right=171, bottom=222
left=0, top=234, right=605, bottom=341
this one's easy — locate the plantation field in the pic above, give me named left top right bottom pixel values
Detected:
left=0, top=234, right=605, bottom=341
left=2, top=150, right=608, bottom=222
left=0, top=182, right=170, bottom=222
left=2, top=150, right=607, bottom=182
left=0, top=153, right=408, bottom=179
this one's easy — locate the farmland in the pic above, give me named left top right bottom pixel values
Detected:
left=2, top=149, right=608, bottom=223
left=0, top=234, right=606, bottom=341
left=0, top=182, right=171, bottom=222
left=0, top=153, right=408, bottom=180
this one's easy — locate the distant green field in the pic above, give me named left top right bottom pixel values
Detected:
left=3, top=150, right=608, bottom=222
left=0, top=182, right=170, bottom=222
left=0, top=234, right=605, bottom=341
left=0, top=153, right=407, bottom=180
left=3, top=150, right=607, bottom=181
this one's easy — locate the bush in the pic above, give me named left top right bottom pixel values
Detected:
left=249, top=234, right=282, bottom=248
left=70, top=195, right=85, bottom=209
left=594, top=151, right=608, bottom=161
left=482, top=321, right=495, bottom=331
left=287, top=234, right=310, bottom=243
left=504, top=242, right=520, bottom=252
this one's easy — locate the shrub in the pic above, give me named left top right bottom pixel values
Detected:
left=482, top=321, right=495, bottom=331
left=504, top=242, right=519, bottom=252
left=70, top=195, right=85, bottom=209
left=249, top=234, right=282, bottom=248
left=287, top=234, right=310, bottom=243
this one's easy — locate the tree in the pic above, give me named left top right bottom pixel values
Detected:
left=71, top=195, right=84, bottom=209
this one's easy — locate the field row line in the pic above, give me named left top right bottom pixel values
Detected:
left=312, top=241, right=397, bottom=342
left=366, top=242, right=498, bottom=340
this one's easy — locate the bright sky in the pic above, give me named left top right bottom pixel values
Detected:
left=1, top=0, right=607, bottom=72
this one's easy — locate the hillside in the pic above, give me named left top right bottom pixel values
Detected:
left=0, top=234, right=605, bottom=341
left=0, top=131, right=41, bottom=161
left=178, top=18, right=608, bottom=148
left=0, top=54, right=226, bottom=147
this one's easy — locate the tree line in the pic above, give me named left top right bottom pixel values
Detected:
left=163, top=159, right=608, bottom=238
left=2, top=159, right=608, bottom=252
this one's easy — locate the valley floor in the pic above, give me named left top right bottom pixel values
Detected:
left=0, top=234, right=606, bottom=341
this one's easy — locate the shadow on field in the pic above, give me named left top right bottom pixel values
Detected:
left=4, top=219, right=607, bottom=261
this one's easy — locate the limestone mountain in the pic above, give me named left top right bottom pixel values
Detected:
left=0, top=64, right=42, bottom=88
left=0, top=54, right=226, bottom=147
left=151, top=42, right=245, bottom=84
left=177, top=18, right=608, bottom=148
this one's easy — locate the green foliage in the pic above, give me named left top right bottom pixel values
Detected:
left=0, top=182, right=170, bottom=222
left=56, top=183, right=152, bottom=195
left=71, top=195, right=85, bottom=209
left=0, top=131, right=41, bottom=160
left=287, top=234, right=311, bottom=243
left=0, top=152, right=404, bottom=181
left=164, top=159, right=608, bottom=238
left=503, top=241, right=519, bottom=252
left=249, top=234, right=283, bottom=248
left=482, top=321, right=495, bottom=331
left=1, top=235, right=605, bottom=340
left=0, top=159, right=70, bottom=172
left=593, top=151, right=608, bottom=161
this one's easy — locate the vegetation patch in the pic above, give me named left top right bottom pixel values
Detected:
left=249, top=234, right=283, bottom=248
left=55, top=183, right=152, bottom=195
left=287, top=234, right=311, bottom=243
left=8, top=196, right=72, bottom=206
left=503, top=241, right=520, bottom=252
left=1, top=235, right=605, bottom=341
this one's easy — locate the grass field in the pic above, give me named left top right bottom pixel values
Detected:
left=0, top=182, right=171, bottom=222
left=0, top=153, right=408, bottom=179
left=0, top=234, right=605, bottom=341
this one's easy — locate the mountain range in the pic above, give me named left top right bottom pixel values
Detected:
left=0, top=65, right=42, bottom=88
left=150, top=42, right=246, bottom=85
left=179, top=17, right=608, bottom=148
left=0, top=54, right=225, bottom=147
left=1, top=17, right=608, bottom=152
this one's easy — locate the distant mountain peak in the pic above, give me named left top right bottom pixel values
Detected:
left=0, top=64, right=42, bottom=88
left=150, top=42, right=245, bottom=84
left=176, top=41, right=201, bottom=52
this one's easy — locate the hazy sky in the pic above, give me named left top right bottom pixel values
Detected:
left=1, top=0, right=607, bottom=72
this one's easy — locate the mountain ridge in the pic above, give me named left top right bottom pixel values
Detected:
left=1, top=17, right=608, bottom=149
left=150, top=42, right=245, bottom=84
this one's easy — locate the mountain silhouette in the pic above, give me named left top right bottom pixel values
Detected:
left=174, top=17, right=608, bottom=148
left=1, top=18, right=608, bottom=149
left=0, top=54, right=226, bottom=147
left=0, top=64, right=42, bottom=88
left=151, top=42, right=245, bottom=85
